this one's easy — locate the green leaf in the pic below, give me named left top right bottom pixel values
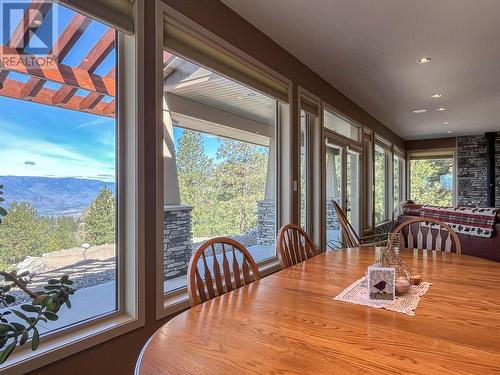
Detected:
left=65, top=299, right=72, bottom=309
left=33, top=294, right=49, bottom=306
left=20, top=304, right=39, bottom=313
left=42, top=311, right=58, bottom=321
left=12, top=310, right=30, bottom=324
left=0, top=323, right=10, bottom=333
left=0, top=339, right=17, bottom=364
left=0, top=337, right=8, bottom=349
left=4, top=295, right=15, bottom=304
left=31, top=328, right=40, bottom=351
left=10, top=322, right=26, bottom=332
left=19, top=331, right=29, bottom=346
left=47, top=279, right=60, bottom=285
left=61, top=275, right=69, bottom=283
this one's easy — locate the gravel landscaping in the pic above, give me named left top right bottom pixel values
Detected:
left=3, top=245, right=116, bottom=306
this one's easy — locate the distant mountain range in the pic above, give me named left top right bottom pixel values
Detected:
left=0, top=176, right=116, bottom=217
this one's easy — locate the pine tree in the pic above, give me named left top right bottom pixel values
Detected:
left=83, top=187, right=116, bottom=245
left=0, top=202, right=46, bottom=267
left=176, top=129, right=214, bottom=237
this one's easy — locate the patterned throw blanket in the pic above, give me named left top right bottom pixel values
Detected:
left=420, top=206, right=499, bottom=238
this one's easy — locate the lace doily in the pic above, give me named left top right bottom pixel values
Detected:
left=333, top=277, right=432, bottom=316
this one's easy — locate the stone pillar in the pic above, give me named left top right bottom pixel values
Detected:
left=326, top=198, right=340, bottom=230
left=257, top=200, right=275, bottom=245
left=164, top=205, right=193, bottom=280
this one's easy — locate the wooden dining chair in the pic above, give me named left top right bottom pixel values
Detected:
left=276, top=224, right=318, bottom=269
left=388, top=217, right=462, bottom=254
left=187, top=237, right=261, bottom=307
left=332, top=200, right=388, bottom=248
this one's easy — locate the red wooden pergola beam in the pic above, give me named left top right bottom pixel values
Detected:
left=22, top=13, right=92, bottom=98
left=79, top=67, right=115, bottom=111
left=0, top=45, right=115, bottom=96
left=0, top=79, right=113, bottom=117
left=102, top=99, right=115, bottom=115
left=53, top=28, right=116, bottom=105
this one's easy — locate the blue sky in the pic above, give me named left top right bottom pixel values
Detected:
left=173, top=128, right=221, bottom=158
left=0, top=1, right=116, bottom=182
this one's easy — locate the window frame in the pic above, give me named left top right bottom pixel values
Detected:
left=297, top=87, right=321, bottom=239
left=393, top=149, right=406, bottom=218
left=1, top=6, right=145, bottom=373
left=407, top=148, right=456, bottom=207
left=374, top=135, right=393, bottom=226
left=321, top=101, right=364, bottom=249
left=156, top=3, right=292, bottom=319
left=322, top=102, right=362, bottom=144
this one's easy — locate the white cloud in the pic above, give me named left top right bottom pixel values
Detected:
left=0, top=120, right=115, bottom=181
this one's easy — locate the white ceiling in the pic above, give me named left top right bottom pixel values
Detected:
left=221, top=0, right=500, bottom=140
left=165, top=59, right=276, bottom=126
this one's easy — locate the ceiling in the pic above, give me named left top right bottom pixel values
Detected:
left=221, top=0, right=500, bottom=140
left=165, top=59, right=276, bottom=126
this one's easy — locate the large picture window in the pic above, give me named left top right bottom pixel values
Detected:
left=409, top=151, right=454, bottom=207
left=0, top=1, right=118, bottom=339
left=162, top=52, right=278, bottom=293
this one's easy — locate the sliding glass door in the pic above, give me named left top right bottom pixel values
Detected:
left=325, top=142, right=343, bottom=246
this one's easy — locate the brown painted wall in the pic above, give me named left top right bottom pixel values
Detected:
left=33, top=1, right=404, bottom=374
left=405, top=137, right=457, bottom=151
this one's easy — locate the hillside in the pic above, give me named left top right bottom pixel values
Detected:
left=0, top=176, right=116, bottom=217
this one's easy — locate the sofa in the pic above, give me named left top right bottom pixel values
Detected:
left=396, top=204, right=500, bottom=262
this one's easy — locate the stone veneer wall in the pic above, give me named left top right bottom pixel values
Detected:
left=257, top=199, right=340, bottom=244
left=457, top=135, right=500, bottom=207
left=163, top=205, right=193, bottom=280
left=257, top=200, right=275, bottom=245
left=326, top=199, right=340, bottom=230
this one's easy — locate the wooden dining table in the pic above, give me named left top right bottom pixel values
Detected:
left=137, top=247, right=500, bottom=374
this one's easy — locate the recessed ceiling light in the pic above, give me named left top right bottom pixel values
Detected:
left=418, top=57, right=431, bottom=64
left=412, top=109, right=427, bottom=113
left=436, top=107, right=446, bottom=111
left=431, top=94, right=443, bottom=99
left=443, top=121, right=449, bottom=125
left=247, top=92, right=257, bottom=97
left=447, top=130, right=452, bottom=134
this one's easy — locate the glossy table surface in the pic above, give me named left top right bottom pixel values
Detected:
left=138, top=248, right=500, bottom=374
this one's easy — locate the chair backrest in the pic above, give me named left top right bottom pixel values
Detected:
left=388, top=217, right=462, bottom=254
left=276, top=224, right=318, bottom=269
left=332, top=200, right=360, bottom=247
left=187, top=237, right=261, bottom=307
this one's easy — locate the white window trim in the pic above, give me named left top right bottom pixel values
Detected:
left=156, top=1, right=292, bottom=320
left=0, top=5, right=145, bottom=373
